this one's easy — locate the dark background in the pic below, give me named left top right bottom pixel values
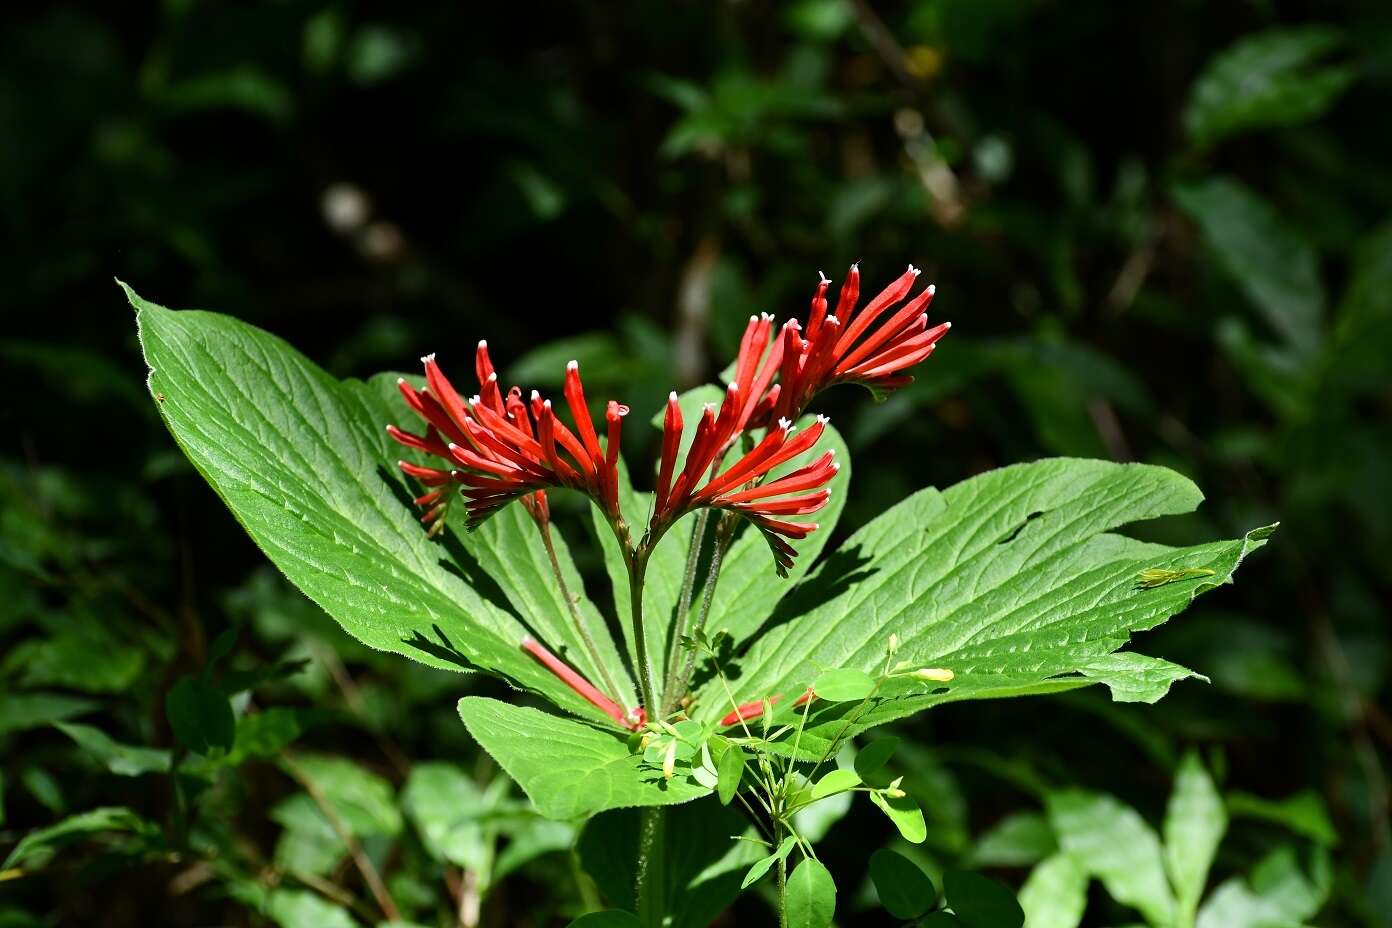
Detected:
left=1, top=1, right=1389, bottom=925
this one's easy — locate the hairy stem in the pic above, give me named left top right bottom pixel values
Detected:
left=627, top=547, right=658, bottom=717
left=635, top=806, right=666, bottom=928
left=538, top=518, right=625, bottom=704
left=776, top=821, right=789, bottom=928
left=660, top=509, right=710, bottom=712
left=672, top=512, right=738, bottom=708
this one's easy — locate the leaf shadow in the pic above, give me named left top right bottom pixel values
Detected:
left=699, top=542, right=878, bottom=689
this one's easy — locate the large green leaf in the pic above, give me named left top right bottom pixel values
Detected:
left=697, top=458, right=1270, bottom=752
left=457, top=697, right=708, bottom=819
left=1018, top=853, right=1087, bottom=928
left=1184, top=26, right=1356, bottom=149
left=128, top=286, right=628, bottom=726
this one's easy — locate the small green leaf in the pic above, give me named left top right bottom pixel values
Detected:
left=1018, top=854, right=1088, bottom=928
left=165, top=676, right=235, bottom=755
left=1164, top=751, right=1227, bottom=918
left=742, top=851, right=779, bottom=890
left=944, top=869, right=1024, bottom=928
left=869, top=847, right=936, bottom=919
left=1047, top=789, right=1175, bottom=926
left=717, top=747, right=746, bottom=805
left=870, top=791, right=926, bottom=843
left=53, top=722, right=171, bottom=777
left=4, top=807, right=160, bottom=869
left=813, top=668, right=875, bottom=702
left=854, top=737, right=899, bottom=782
left=565, top=912, right=642, bottom=928
left=810, top=768, right=860, bottom=801
left=786, top=858, right=837, bottom=928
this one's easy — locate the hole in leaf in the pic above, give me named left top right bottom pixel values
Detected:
left=996, top=510, right=1043, bottom=544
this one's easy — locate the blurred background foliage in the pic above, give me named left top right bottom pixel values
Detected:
left=1, top=1, right=1389, bottom=925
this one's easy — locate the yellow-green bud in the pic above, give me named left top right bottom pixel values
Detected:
left=912, top=667, right=954, bottom=682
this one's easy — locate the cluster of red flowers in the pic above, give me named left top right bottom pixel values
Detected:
left=388, top=264, right=945, bottom=727
left=389, top=344, right=625, bottom=530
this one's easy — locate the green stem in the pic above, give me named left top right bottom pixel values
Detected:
left=626, top=547, right=659, bottom=722
left=636, top=805, right=666, bottom=928
left=660, top=509, right=710, bottom=712
left=538, top=519, right=626, bottom=705
left=672, top=512, right=737, bottom=708
left=776, top=821, right=789, bottom=928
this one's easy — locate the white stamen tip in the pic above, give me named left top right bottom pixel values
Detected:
left=669, top=391, right=678, bottom=402
left=907, top=264, right=920, bottom=275
left=531, top=390, right=541, bottom=400
left=777, top=417, right=792, bottom=430
left=928, top=284, right=936, bottom=294
left=567, top=360, right=578, bottom=371
left=543, top=399, right=553, bottom=409
left=749, top=315, right=758, bottom=323
left=421, top=352, right=436, bottom=364
left=469, top=395, right=481, bottom=406
left=816, top=414, right=830, bottom=424
left=944, top=320, right=952, bottom=329
left=478, top=339, right=488, bottom=349
left=818, top=271, right=830, bottom=284
left=762, top=312, right=774, bottom=322
left=727, top=382, right=739, bottom=394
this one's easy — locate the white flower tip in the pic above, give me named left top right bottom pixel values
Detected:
left=907, top=264, right=920, bottom=276
left=396, top=376, right=406, bottom=385
left=830, top=462, right=841, bottom=472
left=669, top=390, right=678, bottom=402
left=944, top=321, right=952, bottom=329
left=824, top=316, right=840, bottom=328
left=468, top=395, right=481, bottom=406
left=816, top=414, right=830, bottom=424
left=784, top=318, right=802, bottom=331
left=748, top=314, right=758, bottom=323
left=421, top=352, right=436, bottom=364
left=818, top=270, right=830, bottom=284
left=727, top=381, right=739, bottom=394
left=762, top=312, right=774, bottom=322
left=396, top=459, right=406, bottom=467
left=928, top=283, right=936, bottom=294
left=531, top=389, right=541, bottom=400
left=543, top=398, right=553, bottom=409
left=520, top=635, right=535, bottom=647
left=478, top=339, right=488, bottom=349
left=809, top=523, right=819, bottom=531
left=567, top=359, right=579, bottom=371
left=447, top=442, right=459, bottom=451
left=777, top=417, right=793, bottom=430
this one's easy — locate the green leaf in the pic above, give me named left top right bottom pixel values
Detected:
left=566, top=913, right=642, bottom=928
left=264, top=888, right=360, bottom=928
left=228, top=709, right=332, bottom=764
left=165, top=675, right=236, bottom=755
left=944, top=869, right=1024, bottom=928
left=1164, top=751, right=1227, bottom=918
left=52, top=722, right=171, bottom=777
left=1046, top=790, right=1175, bottom=926
left=854, top=737, right=899, bottom=782
left=400, top=763, right=489, bottom=869
left=742, top=836, right=796, bottom=889
left=810, top=768, right=860, bottom=801
left=0, top=692, right=97, bottom=737
left=1172, top=177, right=1324, bottom=353
left=1196, top=845, right=1330, bottom=928
left=869, top=847, right=936, bottom=919
left=1226, top=790, right=1337, bottom=846
left=812, top=668, right=875, bottom=702
left=579, top=799, right=763, bottom=927
left=716, top=745, right=746, bottom=805
left=1184, top=26, right=1356, bottom=148
left=786, top=858, right=837, bottom=928
left=283, top=754, right=402, bottom=837
left=458, top=698, right=708, bottom=819
left=128, top=287, right=623, bottom=725
left=4, top=807, right=160, bottom=869
left=1077, top=652, right=1205, bottom=704
left=870, top=791, right=926, bottom=844
left=703, top=459, right=1271, bottom=753
left=971, top=812, right=1058, bottom=868
left=1018, top=854, right=1088, bottom=928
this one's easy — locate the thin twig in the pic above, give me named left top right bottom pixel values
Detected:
left=282, top=752, right=402, bottom=922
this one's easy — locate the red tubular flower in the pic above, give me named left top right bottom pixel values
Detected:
left=521, top=636, right=644, bottom=730
left=389, top=343, right=626, bottom=530
left=765, top=264, right=949, bottom=422
left=653, top=394, right=838, bottom=576
left=719, top=687, right=815, bottom=727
